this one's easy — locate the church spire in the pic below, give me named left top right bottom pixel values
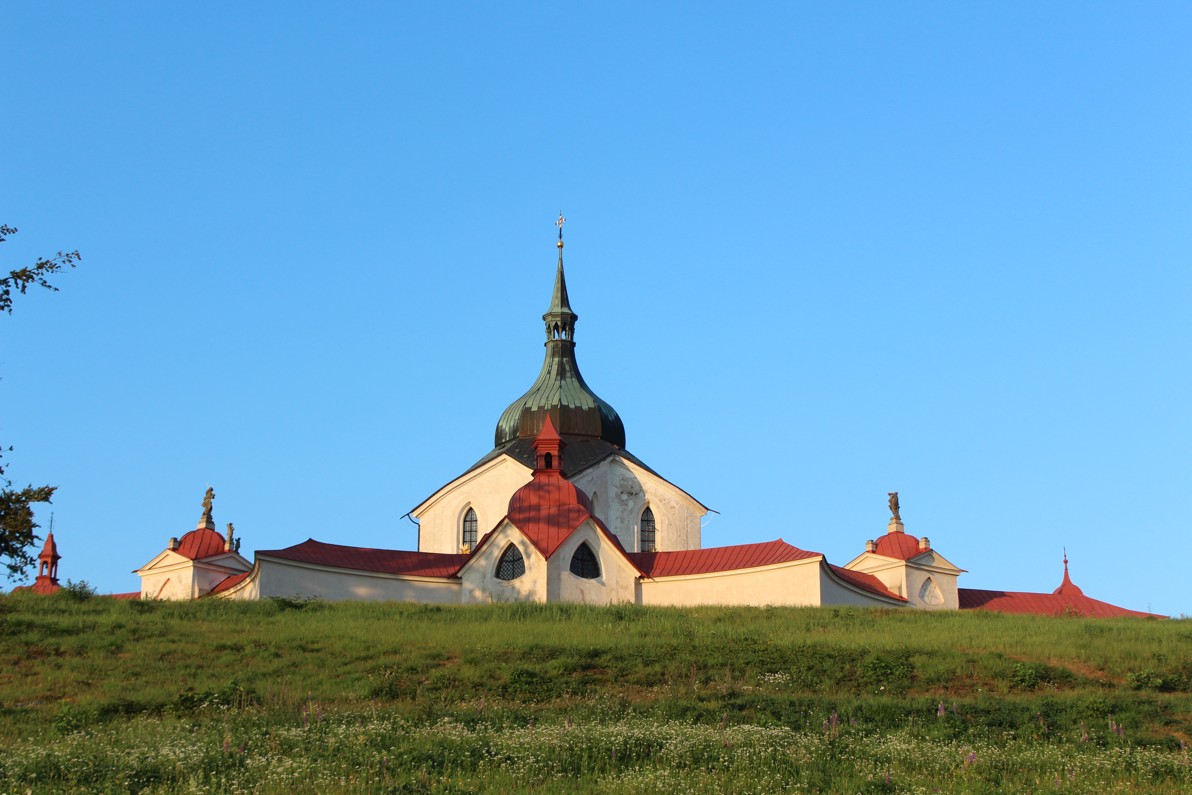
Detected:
left=493, top=216, right=626, bottom=449
left=544, top=212, right=577, bottom=342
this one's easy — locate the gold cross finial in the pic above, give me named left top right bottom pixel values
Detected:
left=556, top=212, right=566, bottom=247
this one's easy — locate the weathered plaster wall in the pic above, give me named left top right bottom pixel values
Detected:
left=571, top=458, right=703, bottom=552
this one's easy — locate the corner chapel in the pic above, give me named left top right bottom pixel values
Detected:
left=129, top=221, right=1159, bottom=617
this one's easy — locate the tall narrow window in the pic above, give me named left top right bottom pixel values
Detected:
left=496, top=545, right=525, bottom=580
left=569, top=542, right=600, bottom=579
left=640, top=507, right=656, bottom=553
left=462, top=508, right=478, bottom=547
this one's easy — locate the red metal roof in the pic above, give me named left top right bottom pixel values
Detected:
left=176, top=528, right=228, bottom=560
left=210, top=572, right=250, bottom=594
left=628, top=539, right=819, bottom=578
left=872, top=531, right=925, bottom=560
left=958, top=588, right=1161, bottom=618
left=17, top=577, right=61, bottom=595
left=1052, top=558, right=1084, bottom=596
left=258, top=538, right=468, bottom=578
left=39, top=532, right=60, bottom=563
left=827, top=564, right=907, bottom=602
left=108, top=591, right=141, bottom=600
left=506, top=467, right=595, bottom=560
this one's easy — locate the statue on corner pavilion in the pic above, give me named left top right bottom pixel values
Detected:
left=887, top=491, right=901, bottom=522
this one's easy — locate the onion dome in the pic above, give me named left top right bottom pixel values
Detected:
left=494, top=220, right=626, bottom=449
left=506, top=416, right=595, bottom=558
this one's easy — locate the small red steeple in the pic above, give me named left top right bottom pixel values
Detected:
left=533, top=413, right=564, bottom=473
left=30, top=532, right=62, bottom=594
left=1052, top=550, right=1084, bottom=597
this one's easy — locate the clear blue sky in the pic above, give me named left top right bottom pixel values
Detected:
left=3, top=3, right=1189, bottom=615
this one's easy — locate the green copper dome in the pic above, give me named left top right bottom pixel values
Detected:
left=494, top=239, right=626, bottom=449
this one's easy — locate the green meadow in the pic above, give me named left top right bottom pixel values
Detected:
left=1, top=591, right=1189, bottom=793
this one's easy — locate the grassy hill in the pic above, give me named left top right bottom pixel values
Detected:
left=1, top=592, right=1189, bottom=793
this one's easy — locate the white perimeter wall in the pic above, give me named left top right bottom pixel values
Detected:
left=254, top=557, right=461, bottom=603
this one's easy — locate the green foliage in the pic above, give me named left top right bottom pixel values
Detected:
left=57, top=579, right=97, bottom=602
left=0, top=224, right=80, bottom=581
left=0, top=224, right=81, bottom=315
left=0, top=462, right=54, bottom=580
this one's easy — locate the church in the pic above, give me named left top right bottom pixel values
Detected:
left=130, top=221, right=1158, bottom=618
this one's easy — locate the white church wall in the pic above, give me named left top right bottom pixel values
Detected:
left=413, top=457, right=533, bottom=554
left=571, top=458, right=704, bottom=552
left=139, top=567, right=193, bottom=600
left=137, top=548, right=253, bottom=601
left=547, top=521, right=637, bottom=604
left=254, top=557, right=461, bottom=603
left=637, top=558, right=826, bottom=607
left=459, top=522, right=547, bottom=603
left=903, top=558, right=960, bottom=610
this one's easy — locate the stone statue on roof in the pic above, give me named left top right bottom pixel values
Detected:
left=887, top=491, right=901, bottom=522
left=199, top=487, right=215, bottom=527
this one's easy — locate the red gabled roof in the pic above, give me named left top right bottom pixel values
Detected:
left=176, top=528, right=228, bottom=560
left=108, top=591, right=141, bottom=600
left=827, top=564, right=907, bottom=602
left=628, top=539, right=819, bottom=578
left=209, top=572, right=250, bottom=594
left=958, top=588, right=1161, bottom=618
left=258, top=538, right=468, bottom=578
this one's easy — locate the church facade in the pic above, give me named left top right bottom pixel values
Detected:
left=130, top=225, right=1158, bottom=618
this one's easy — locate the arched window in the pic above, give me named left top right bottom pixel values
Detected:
left=496, top=545, right=525, bottom=580
left=640, top=507, right=656, bottom=553
left=569, top=542, right=600, bottom=579
left=462, top=508, right=478, bottom=547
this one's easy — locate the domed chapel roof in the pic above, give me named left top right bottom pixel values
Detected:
left=494, top=219, right=626, bottom=449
